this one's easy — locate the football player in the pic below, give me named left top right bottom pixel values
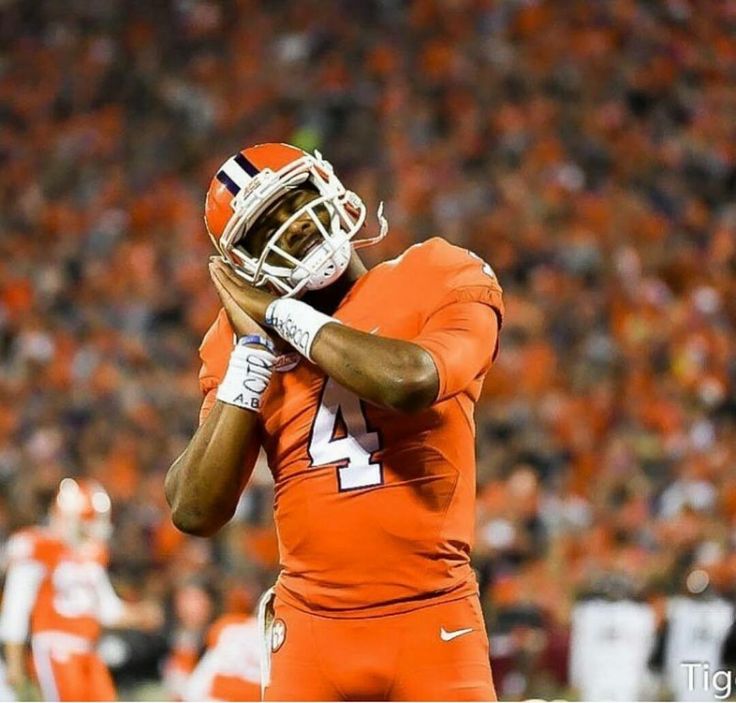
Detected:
left=165, top=143, right=504, bottom=701
left=0, top=478, right=161, bottom=701
left=184, top=612, right=261, bottom=702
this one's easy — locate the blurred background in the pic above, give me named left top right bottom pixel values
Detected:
left=1, top=0, right=736, bottom=700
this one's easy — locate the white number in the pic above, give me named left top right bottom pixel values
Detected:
left=308, top=378, right=383, bottom=490
left=467, top=250, right=496, bottom=279
left=52, top=562, right=98, bottom=618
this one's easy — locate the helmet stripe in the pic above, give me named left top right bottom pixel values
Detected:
left=220, top=154, right=258, bottom=190
left=216, top=170, right=240, bottom=195
left=234, top=152, right=260, bottom=177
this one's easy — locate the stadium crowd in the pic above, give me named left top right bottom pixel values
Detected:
left=1, top=0, right=735, bottom=698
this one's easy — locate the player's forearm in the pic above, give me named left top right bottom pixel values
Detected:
left=311, top=325, right=439, bottom=412
left=112, top=601, right=162, bottom=631
left=165, top=402, right=259, bottom=536
left=4, top=642, right=27, bottom=684
left=264, top=297, right=439, bottom=411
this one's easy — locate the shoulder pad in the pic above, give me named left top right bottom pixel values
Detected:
left=7, top=528, right=62, bottom=565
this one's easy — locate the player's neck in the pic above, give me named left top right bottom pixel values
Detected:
left=303, top=252, right=367, bottom=315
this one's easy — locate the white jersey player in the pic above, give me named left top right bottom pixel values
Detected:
left=569, top=598, right=657, bottom=701
left=664, top=595, right=734, bottom=701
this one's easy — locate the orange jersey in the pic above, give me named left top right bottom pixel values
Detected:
left=199, top=238, right=504, bottom=616
left=0, top=527, right=122, bottom=643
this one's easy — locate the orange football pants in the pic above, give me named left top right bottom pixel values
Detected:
left=265, top=594, right=496, bottom=701
left=32, top=646, right=115, bottom=702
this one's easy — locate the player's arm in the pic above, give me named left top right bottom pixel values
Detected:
left=92, top=564, right=164, bottom=632
left=308, top=301, right=499, bottom=412
left=0, top=544, right=44, bottom=692
left=304, top=324, right=498, bottom=413
left=308, top=326, right=439, bottom=412
left=165, top=285, right=273, bottom=537
left=165, top=400, right=261, bottom=536
left=209, top=260, right=499, bottom=412
left=4, top=643, right=27, bottom=693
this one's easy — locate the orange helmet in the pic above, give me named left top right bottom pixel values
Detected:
left=204, top=143, right=387, bottom=297
left=50, top=477, right=112, bottom=545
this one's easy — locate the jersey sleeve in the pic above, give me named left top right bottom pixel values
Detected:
left=414, top=301, right=499, bottom=402
left=426, top=239, right=504, bottom=326
left=198, top=308, right=235, bottom=423
left=92, top=564, right=126, bottom=627
left=410, top=239, right=504, bottom=402
left=0, top=534, right=45, bottom=643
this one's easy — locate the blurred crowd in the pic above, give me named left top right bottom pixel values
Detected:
left=1, top=0, right=735, bottom=699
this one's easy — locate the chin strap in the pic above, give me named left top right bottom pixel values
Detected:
left=353, top=202, right=389, bottom=250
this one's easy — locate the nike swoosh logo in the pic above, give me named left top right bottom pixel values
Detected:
left=440, top=627, right=473, bottom=642
left=369, top=326, right=380, bottom=335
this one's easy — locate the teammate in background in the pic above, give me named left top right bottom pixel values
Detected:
left=166, top=143, right=504, bottom=700
left=184, top=587, right=260, bottom=702
left=0, top=478, right=161, bottom=701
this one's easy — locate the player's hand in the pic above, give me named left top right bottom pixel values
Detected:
left=6, top=661, right=28, bottom=694
left=116, top=599, right=165, bottom=632
left=209, top=258, right=276, bottom=324
left=133, top=600, right=164, bottom=632
left=209, top=259, right=275, bottom=338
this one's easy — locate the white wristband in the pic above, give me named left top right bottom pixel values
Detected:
left=265, top=299, right=338, bottom=362
left=216, top=339, right=275, bottom=412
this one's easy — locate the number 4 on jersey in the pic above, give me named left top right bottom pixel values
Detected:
left=308, top=378, right=383, bottom=491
